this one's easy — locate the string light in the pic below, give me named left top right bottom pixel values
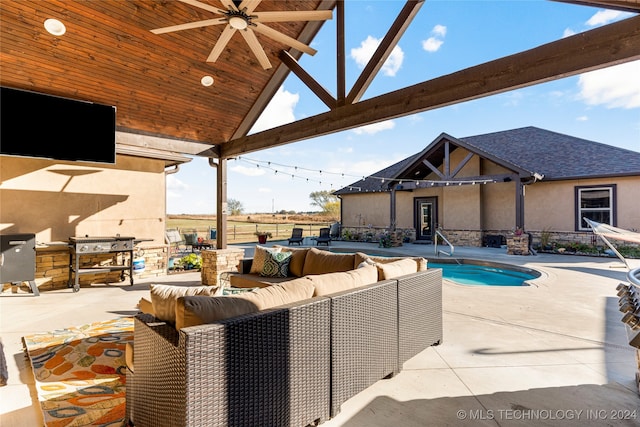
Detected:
left=234, top=157, right=498, bottom=191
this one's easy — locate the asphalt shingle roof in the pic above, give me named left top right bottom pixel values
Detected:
left=335, top=127, right=640, bottom=195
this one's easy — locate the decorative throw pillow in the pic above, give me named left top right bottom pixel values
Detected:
left=261, top=251, right=292, bottom=278
left=376, top=258, right=418, bottom=280
left=149, top=284, right=218, bottom=324
left=250, top=245, right=281, bottom=274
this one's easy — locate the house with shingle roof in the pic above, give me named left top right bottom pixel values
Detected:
left=334, top=127, right=640, bottom=248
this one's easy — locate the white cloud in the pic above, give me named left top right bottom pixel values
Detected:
left=422, top=37, right=443, bottom=53
left=166, top=175, right=189, bottom=199
left=562, top=28, right=576, bottom=38
left=577, top=61, right=640, bottom=109
left=352, top=120, right=396, bottom=135
left=422, top=24, right=447, bottom=53
left=250, top=86, right=299, bottom=133
left=258, top=187, right=272, bottom=193
left=338, top=146, right=354, bottom=153
left=576, top=116, right=588, bottom=122
left=432, top=24, right=447, bottom=37
left=502, top=91, right=525, bottom=107
left=586, top=10, right=632, bottom=27
left=350, top=36, right=404, bottom=77
left=230, top=165, right=266, bottom=177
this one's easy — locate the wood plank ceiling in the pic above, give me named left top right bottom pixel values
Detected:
left=0, top=0, right=331, bottom=151
left=1, top=0, right=639, bottom=160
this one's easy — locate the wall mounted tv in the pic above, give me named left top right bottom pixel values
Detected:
left=1, top=87, right=116, bottom=164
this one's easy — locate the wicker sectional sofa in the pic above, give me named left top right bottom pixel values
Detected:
left=127, top=248, right=442, bottom=427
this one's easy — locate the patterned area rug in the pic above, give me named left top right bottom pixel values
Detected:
left=23, top=317, right=134, bottom=427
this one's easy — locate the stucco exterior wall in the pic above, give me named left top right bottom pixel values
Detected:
left=0, top=154, right=167, bottom=245
left=339, top=192, right=389, bottom=227
left=524, top=176, right=640, bottom=232
left=481, top=182, right=515, bottom=230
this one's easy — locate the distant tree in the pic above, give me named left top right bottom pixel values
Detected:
left=227, top=198, right=244, bottom=215
left=309, top=191, right=339, bottom=217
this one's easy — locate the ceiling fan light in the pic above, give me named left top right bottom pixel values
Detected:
left=44, top=18, right=66, bottom=36
left=229, top=16, right=248, bottom=30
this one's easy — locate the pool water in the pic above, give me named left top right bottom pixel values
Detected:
left=428, top=262, right=536, bottom=286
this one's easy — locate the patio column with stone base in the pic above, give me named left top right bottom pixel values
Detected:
left=507, top=235, right=529, bottom=255
left=201, top=248, right=245, bottom=286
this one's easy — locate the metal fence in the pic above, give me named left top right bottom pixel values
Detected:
left=170, top=223, right=333, bottom=244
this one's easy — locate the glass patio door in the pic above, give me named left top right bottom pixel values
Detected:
left=415, top=197, right=437, bottom=241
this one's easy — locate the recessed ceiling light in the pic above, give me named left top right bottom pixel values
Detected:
left=44, top=18, right=66, bottom=36
left=201, top=76, right=214, bottom=87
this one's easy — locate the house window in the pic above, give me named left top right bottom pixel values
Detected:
left=576, top=185, right=616, bottom=231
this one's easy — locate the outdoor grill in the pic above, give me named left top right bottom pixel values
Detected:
left=0, top=233, right=39, bottom=296
left=68, top=235, right=137, bottom=292
left=69, top=236, right=135, bottom=254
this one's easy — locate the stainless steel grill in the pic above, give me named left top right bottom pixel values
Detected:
left=68, top=235, right=136, bottom=292
left=69, top=236, right=135, bottom=254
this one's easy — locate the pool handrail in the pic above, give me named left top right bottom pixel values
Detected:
left=434, top=229, right=454, bottom=257
left=628, top=267, right=640, bottom=289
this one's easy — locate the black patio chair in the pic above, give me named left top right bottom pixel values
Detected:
left=316, top=228, right=331, bottom=246
left=288, top=227, right=304, bottom=245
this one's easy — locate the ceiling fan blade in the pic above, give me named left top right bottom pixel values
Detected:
left=240, top=29, right=272, bottom=69
left=219, top=0, right=238, bottom=12
left=254, top=10, right=333, bottom=23
left=207, top=25, right=237, bottom=62
left=151, top=18, right=226, bottom=34
left=253, top=22, right=317, bottom=56
left=239, top=0, right=262, bottom=14
left=177, top=0, right=223, bottom=14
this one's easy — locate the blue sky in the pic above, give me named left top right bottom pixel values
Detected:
left=166, top=0, right=640, bottom=214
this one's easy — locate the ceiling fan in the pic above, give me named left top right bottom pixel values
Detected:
left=151, top=0, right=333, bottom=69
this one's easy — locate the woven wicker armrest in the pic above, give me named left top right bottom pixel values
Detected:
left=131, top=296, right=331, bottom=427
left=397, top=269, right=443, bottom=366
left=328, top=279, right=399, bottom=417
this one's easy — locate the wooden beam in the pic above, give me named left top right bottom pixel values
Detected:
left=279, top=51, right=336, bottom=109
left=229, top=0, right=338, bottom=141
left=336, top=0, right=346, bottom=106
left=551, top=0, right=640, bottom=13
left=217, top=15, right=640, bottom=158
left=444, top=141, right=451, bottom=178
left=450, top=152, right=475, bottom=178
left=216, top=158, right=228, bottom=249
left=422, top=159, right=445, bottom=179
left=346, top=0, right=424, bottom=104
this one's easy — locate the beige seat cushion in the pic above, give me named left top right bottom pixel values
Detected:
left=274, top=246, right=310, bottom=277
left=375, top=258, right=418, bottom=280
left=302, top=247, right=356, bottom=276
left=138, top=297, right=155, bottom=315
left=355, top=253, right=427, bottom=272
left=307, top=264, right=378, bottom=296
left=150, top=284, right=218, bottom=324
left=175, top=278, right=315, bottom=330
left=176, top=296, right=260, bottom=330
left=250, top=245, right=281, bottom=274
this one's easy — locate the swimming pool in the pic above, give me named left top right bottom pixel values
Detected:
left=427, top=260, right=539, bottom=286
left=327, top=248, right=539, bottom=287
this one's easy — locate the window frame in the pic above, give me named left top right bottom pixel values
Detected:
left=575, top=184, right=617, bottom=231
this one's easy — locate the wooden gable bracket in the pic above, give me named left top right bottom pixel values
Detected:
left=278, top=0, right=424, bottom=111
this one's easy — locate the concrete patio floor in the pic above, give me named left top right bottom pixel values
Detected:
left=2, top=241, right=639, bottom=426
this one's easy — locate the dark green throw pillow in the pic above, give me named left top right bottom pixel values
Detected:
left=261, top=251, right=292, bottom=278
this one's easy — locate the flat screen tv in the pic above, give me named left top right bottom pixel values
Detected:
left=1, top=86, right=116, bottom=164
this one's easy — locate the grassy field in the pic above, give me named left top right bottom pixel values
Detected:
left=167, top=214, right=335, bottom=244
